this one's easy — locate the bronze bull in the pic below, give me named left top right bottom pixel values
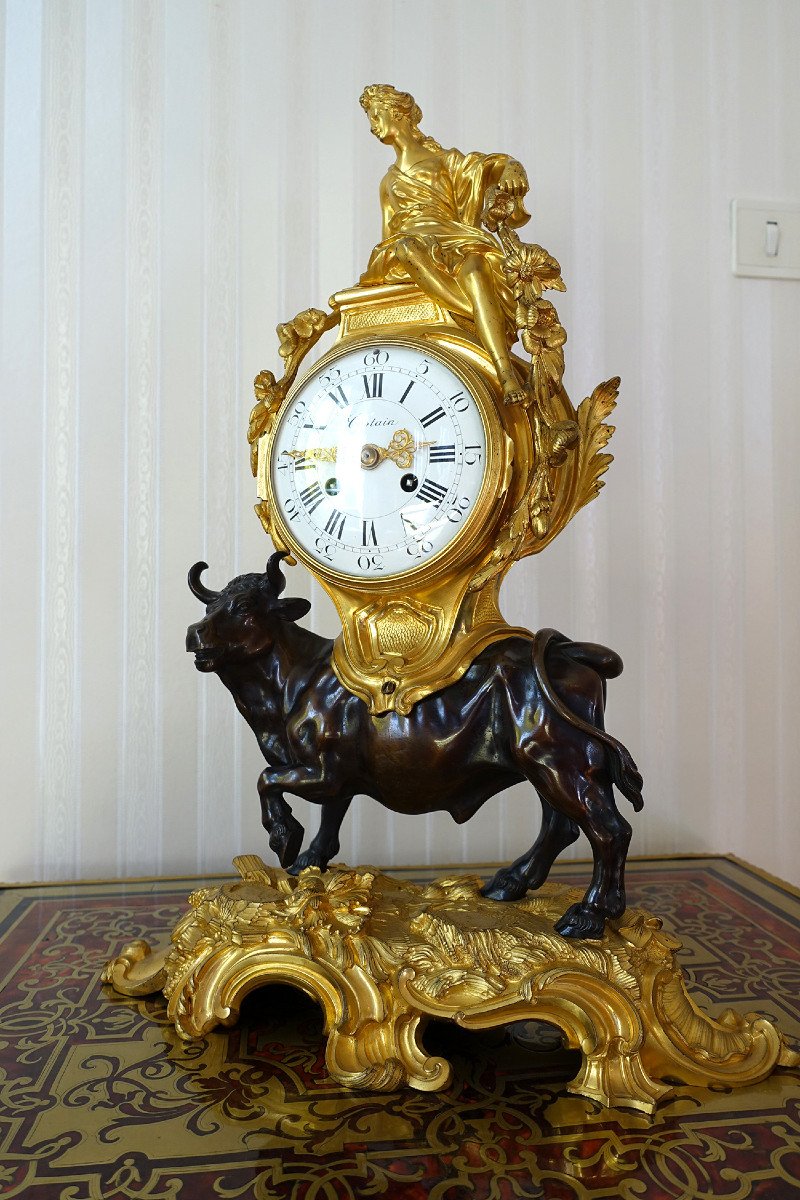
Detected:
left=186, top=553, right=643, bottom=938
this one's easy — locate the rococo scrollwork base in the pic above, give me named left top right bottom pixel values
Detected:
left=102, top=856, right=798, bottom=1115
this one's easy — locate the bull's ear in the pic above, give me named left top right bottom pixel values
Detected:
left=274, top=596, right=311, bottom=622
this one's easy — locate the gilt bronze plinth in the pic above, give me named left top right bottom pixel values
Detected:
left=103, top=855, right=797, bottom=1116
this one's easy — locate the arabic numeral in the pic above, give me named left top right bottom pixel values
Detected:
left=446, top=496, right=471, bottom=523
left=357, top=553, right=384, bottom=571
left=363, top=348, right=389, bottom=367
left=451, top=392, right=470, bottom=413
left=319, top=367, right=341, bottom=386
left=314, top=536, right=334, bottom=561
left=414, top=358, right=430, bottom=375
left=406, top=539, right=434, bottom=558
left=284, top=497, right=300, bottom=521
left=464, top=444, right=483, bottom=466
left=288, top=400, right=307, bottom=427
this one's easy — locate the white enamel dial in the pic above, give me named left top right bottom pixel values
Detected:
left=269, top=342, right=488, bottom=580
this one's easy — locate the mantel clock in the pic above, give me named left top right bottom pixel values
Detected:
left=104, top=84, right=798, bottom=1115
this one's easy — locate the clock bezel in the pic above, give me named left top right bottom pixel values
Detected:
left=260, top=331, right=510, bottom=592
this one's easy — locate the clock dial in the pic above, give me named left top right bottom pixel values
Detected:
left=269, top=343, right=488, bottom=580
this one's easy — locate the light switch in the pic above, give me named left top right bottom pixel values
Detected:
left=731, top=200, right=800, bottom=279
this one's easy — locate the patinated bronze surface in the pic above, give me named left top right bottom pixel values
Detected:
left=186, top=553, right=643, bottom=940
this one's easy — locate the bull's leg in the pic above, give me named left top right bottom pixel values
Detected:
left=481, top=802, right=580, bottom=902
left=288, top=796, right=352, bottom=875
left=542, top=769, right=631, bottom=939
left=257, top=770, right=304, bottom=868
left=258, top=763, right=349, bottom=869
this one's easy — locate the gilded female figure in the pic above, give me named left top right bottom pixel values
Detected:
left=359, top=84, right=530, bottom=404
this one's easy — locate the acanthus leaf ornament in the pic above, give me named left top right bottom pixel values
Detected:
left=248, top=306, right=339, bottom=507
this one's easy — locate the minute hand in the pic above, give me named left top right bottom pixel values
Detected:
left=282, top=447, right=337, bottom=464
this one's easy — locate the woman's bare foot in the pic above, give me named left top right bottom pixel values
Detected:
left=502, top=378, right=529, bottom=405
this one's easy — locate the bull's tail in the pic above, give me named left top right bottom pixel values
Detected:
left=532, top=629, right=644, bottom=811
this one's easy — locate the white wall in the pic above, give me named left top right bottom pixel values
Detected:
left=2, top=0, right=799, bottom=885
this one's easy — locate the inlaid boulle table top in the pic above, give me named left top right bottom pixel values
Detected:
left=1, top=855, right=798, bottom=1199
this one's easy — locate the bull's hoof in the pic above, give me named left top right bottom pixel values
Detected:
left=481, top=868, right=529, bottom=903
left=287, top=848, right=333, bottom=876
left=269, top=816, right=304, bottom=869
left=554, top=902, right=606, bottom=940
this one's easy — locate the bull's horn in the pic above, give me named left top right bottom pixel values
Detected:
left=266, top=551, right=288, bottom=596
left=188, top=562, right=218, bottom=604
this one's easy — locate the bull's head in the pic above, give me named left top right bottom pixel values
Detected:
left=185, top=551, right=311, bottom=672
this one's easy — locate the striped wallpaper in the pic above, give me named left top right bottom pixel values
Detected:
left=1, top=0, right=799, bottom=885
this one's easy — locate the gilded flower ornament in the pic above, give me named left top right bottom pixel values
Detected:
left=481, top=187, right=518, bottom=233
left=504, top=241, right=566, bottom=303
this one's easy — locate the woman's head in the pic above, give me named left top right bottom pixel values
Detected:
left=360, top=84, right=422, bottom=127
left=359, top=85, right=443, bottom=153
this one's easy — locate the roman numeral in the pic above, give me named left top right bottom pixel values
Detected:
left=418, top=479, right=447, bottom=505
left=399, top=380, right=415, bottom=404
left=362, top=519, right=378, bottom=545
left=420, top=405, right=445, bottom=428
left=294, top=457, right=315, bottom=470
left=429, top=444, right=456, bottom=462
left=298, top=481, right=324, bottom=513
left=327, top=385, right=349, bottom=408
left=324, top=509, right=346, bottom=539
left=363, top=373, right=383, bottom=398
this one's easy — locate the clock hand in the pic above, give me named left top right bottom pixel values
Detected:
left=282, top=447, right=338, bottom=464
left=360, top=429, right=437, bottom=471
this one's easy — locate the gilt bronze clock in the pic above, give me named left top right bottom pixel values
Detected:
left=104, top=84, right=799, bottom=1114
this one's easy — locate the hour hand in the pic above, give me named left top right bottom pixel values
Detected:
left=360, top=429, right=436, bottom=470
